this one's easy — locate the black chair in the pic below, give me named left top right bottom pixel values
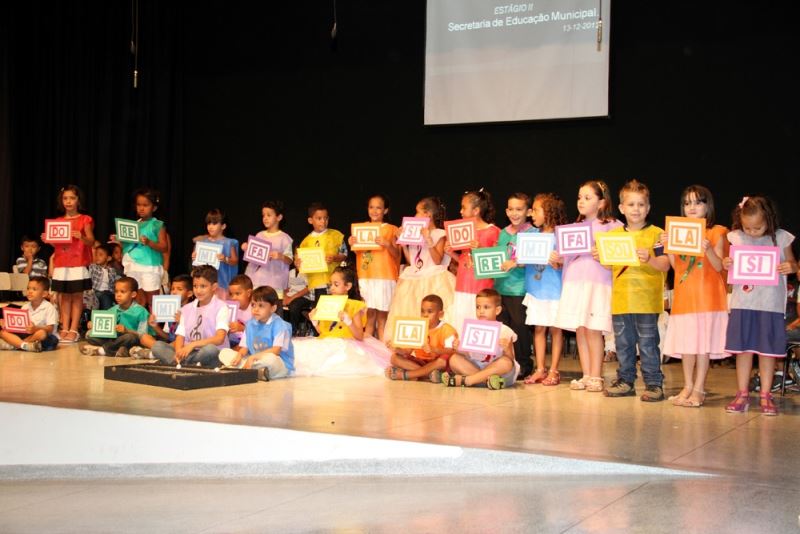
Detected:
left=780, top=342, right=800, bottom=396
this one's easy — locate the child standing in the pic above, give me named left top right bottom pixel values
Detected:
left=14, top=236, right=48, bottom=278
left=554, top=180, right=622, bottom=392
left=723, top=195, right=797, bottom=415
left=662, top=185, right=728, bottom=407
left=523, top=193, right=568, bottom=386
left=447, top=189, right=501, bottom=337
left=385, top=294, right=458, bottom=381
left=80, top=277, right=153, bottom=357
left=151, top=265, right=231, bottom=367
left=227, top=274, right=254, bottom=348
left=296, top=202, right=348, bottom=301
left=496, top=192, right=536, bottom=379
left=385, top=196, right=455, bottom=340
left=603, top=180, right=670, bottom=401
left=42, top=185, right=95, bottom=343
left=348, top=194, right=400, bottom=340
left=242, top=201, right=293, bottom=306
left=88, top=243, right=120, bottom=310
left=0, top=276, right=59, bottom=352
left=192, top=208, right=239, bottom=300
left=120, top=188, right=168, bottom=309
left=442, top=288, right=519, bottom=389
left=130, top=274, right=194, bottom=359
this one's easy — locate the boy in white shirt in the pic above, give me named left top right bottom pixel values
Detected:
left=0, top=276, right=59, bottom=352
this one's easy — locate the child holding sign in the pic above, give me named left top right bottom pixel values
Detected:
left=603, top=180, right=670, bottom=401
left=554, top=180, right=622, bottom=392
left=523, top=193, right=568, bottom=386
left=296, top=202, right=348, bottom=302
left=661, top=185, right=728, bottom=408
left=447, top=189, right=501, bottom=338
left=385, top=294, right=458, bottom=381
left=120, top=188, right=168, bottom=310
left=192, top=208, right=239, bottom=299
left=42, top=185, right=95, bottom=343
left=130, top=274, right=194, bottom=359
left=80, top=277, right=153, bottom=357
left=0, top=276, right=59, bottom=352
left=347, top=194, right=400, bottom=340
left=242, top=200, right=293, bottom=302
left=723, top=195, right=797, bottom=415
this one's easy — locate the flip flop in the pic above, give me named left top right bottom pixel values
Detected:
left=487, top=374, right=505, bottom=390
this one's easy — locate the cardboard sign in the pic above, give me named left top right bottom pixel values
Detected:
left=516, top=233, right=555, bottom=265
left=472, top=246, right=509, bottom=279
left=115, top=218, right=141, bottom=243
left=350, top=223, right=382, bottom=251
left=193, top=241, right=224, bottom=269
left=397, top=217, right=429, bottom=246
left=313, top=295, right=348, bottom=322
left=243, top=234, right=271, bottom=267
left=555, top=222, right=593, bottom=256
left=296, top=247, right=328, bottom=274
left=391, top=317, right=429, bottom=349
left=727, top=245, right=780, bottom=286
left=460, top=319, right=502, bottom=356
left=89, top=310, right=117, bottom=339
left=44, top=219, right=72, bottom=244
left=2, top=308, right=31, bottom=334
left=152, top=295, right=181, bottom=323
left=595, top=232, right=640, bottom=267
left=665, top=216, right=706, bottom=257
left=445, top=218, right=477, bottom=251
left=225, top=300, right=240, bottom=323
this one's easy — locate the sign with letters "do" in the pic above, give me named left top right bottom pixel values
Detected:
left=727, top=245, right=780, bottom=286
left=665, top=216, right=705, bottom=257
left=2, top=308, right=31, bottom=334
left=595, top=232, right=640, bottom=267
left=555, top=222, right=593, bottom=256
left=89, top=310, right=117, bottom=339
left=445, top=218, right=477, bottom=251
left=44, top=219, right=72, bottom=244
left=460, top=319, right=502, bottom=356
left=391, top=317, right=428, bottom=349
left=472, top=246, right=509, bottom=279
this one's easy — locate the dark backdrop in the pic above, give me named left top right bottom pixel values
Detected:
left=3, top=1, right=798, bottom=273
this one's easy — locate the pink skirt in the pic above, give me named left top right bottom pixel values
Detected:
left=663, top=311, right=728, bottom=359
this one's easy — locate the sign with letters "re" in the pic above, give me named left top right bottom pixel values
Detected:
left=2, top=308, right=31, bottom=334
left=555, top=222, right=593, bottom=256
left=44, top=219, right=72, bottom=244
left=350, top=223, right=381, bottom=251
left=727, top=245, right=780, bottom=286
left=89, top=310, right=117, bottom=339
left=445, top=218, right=477, bottom=251
left=665, top=216, right=706, bottom=257
left=472, top=246, right=509, bottom=279
left=115, top=218, right=141, bottom=243
left=516, top=233, right=555, bottom=265
left=391, top=317, right=428, bottom=349
left=243, top=234, right=271, bottom=267
left=595, top=232, right=640, bottom=267
left=397, top=217, right=429, bottom=246
left=460, top=319, right=502, bottom=356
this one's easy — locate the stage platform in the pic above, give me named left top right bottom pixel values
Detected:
left=1, top=345, right=799, bottom=532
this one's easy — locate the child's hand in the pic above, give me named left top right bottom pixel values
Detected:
left=40, top=233, right=47, bottom=242
left=230, top=353, right=243, bottom=367
left=591, top=246, right=600, bottom=262
left=25, top=324, right=36, bottom=334
left=191, top=250, right=197, bottom=260
left=659, top=231, right=668, bottom=246
left=469, top=239, right=479, bottom=249
left=71, top=230, right=81, bottom=240
left=778, top=261, right=795, bottom=275
left=148, top=314, right=157, bottom=327
left=701, top=239, right=711, bottom=253
left=140, top=236, right=150, bottom=246
left=115, top=324, right=126, bottom=333
left=109, top=234, right=119, bottom=243
left=241, top=242, right=248, bottom=251
left=308, top=308, right=316, bottom=320
left=175, top=345, right=192, bottom=360
left=422, top=342, right=432, bottom=354
left=636, top=249, right=650, bottom=263
left=87, top=321, right=93, bottom=330
left=501, top=259, right=516, bottom=272
left=229, top=321, right=243, bottom=333
left=347, top=235, right=356, bottom=246
left=375, top=236, right=387, bottom=248
left=216, top=253, right=226, bottom=261
left=0, top=319, right=4, bottom=328
left=269, top=251, right=281, bottom=260
left=325, top=255, right=335, bottom=263
left=722, top=257, right=733, bottom=269
left=548, top=250, right=562, bottom=268
left=174, top=311, right=181, bottom=323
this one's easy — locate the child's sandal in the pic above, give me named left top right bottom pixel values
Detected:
left=428, top=369, right=443, bottom=383
left=486, top=374, right=505, bottom=390
left=442, top=372, right=467, bottom=387
left=541, top=370, right=560, bottom=386
left=759, top=392, right=778, bottom=416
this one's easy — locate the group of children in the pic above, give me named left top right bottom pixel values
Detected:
left=1, top=182, right=798, bottom=414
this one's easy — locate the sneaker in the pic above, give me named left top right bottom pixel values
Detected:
left=21, top=341, right=42, bottom=353
left=0, top=339, right=16, bottom=351
left=604, top=379, right=636, bottom=397
left=256, top=367, right=270, bottom=382
left=640, top=384, right=665, bottom=402
left=129, top=346, right=152, bottom=359
left=114, top=346, right=130, bottom=358
left=80, top=344, right=102, bottom=356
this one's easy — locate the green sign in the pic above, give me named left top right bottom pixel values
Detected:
left=472, top=246, right=509, bottom=279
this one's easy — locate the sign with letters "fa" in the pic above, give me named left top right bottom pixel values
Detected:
left=727, top=245, right=780, bottom=286
left=555, top=222, right=593, bottom=256
left=445, top=218, right=477, bottom=251
left=460, top=319, right=502, bottom=356
left=243, top=235, right=271, bottom=267
left=472, top=246, right=509, bottom=279
left=90, top=310, right=117, bottom=339
left=391, top=317, right=428, bottom=349
left=665, top=216, right=706, bottom=257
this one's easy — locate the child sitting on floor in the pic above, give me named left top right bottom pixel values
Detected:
left=0, top=276, right=59, bottom=352
left=227, top=274, right=253, bottom=349
left=130, top=274, right=194, bottom=359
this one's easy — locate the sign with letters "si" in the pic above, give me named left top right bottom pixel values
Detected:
left=727, top=245, right=780, bottom=286
left=472, top=246, right=509, bottom=279
left=555, top=222, right=593, bottom=256
left=44, top=219, right=72, bottom=244
left=350, top=223, right=381, bottom=251
left=115, top=218, right=141, bottom=243
left=391, top=317, right=428, bottom=349
left=445, top=218, right=477, bottom=251
left=665, top=216, right=706, bottom=257
left=397, top=217, right=429, bottom=246
left=460, top=319, right=502, bottom=356
left=243, top=234, right=271, bottom=267
left=595, top=232, right=640, bottom=267
left=89, top=310, right=117, bottom=339
left=2, top=308, right=31, bottom=334
left=516, top=233, right=555, bottom=265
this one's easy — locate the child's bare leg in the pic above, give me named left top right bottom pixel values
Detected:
left=365, top=308, right=377, bottom=338
left=139, top=334, right=157, bottom=349
left=447, top=353, right=481, bottom=385
left=585, top=328, right=605, bottom=378
left=533, top=326, right=548, bottom=372
left=675, top=354, right=696, bottom=401
left=462, top=357, right=513, bottom=387
left=58, top=293, right=72, bottom=335
left=575, top=327, right=591, bottom=377
left=24, top=330, right=47, bottom=343
left=735, top=352, right=754, bottom=392
left=688, top=355, right=710, bottom=403
left=1, top=330, right=24, bottom=348
left=549, top=327, right=564, bottom=373
left=375, top=310, right=388, bottom=342
left=386, top=353, right=421, bottom=379
left=757, top=354, right=777, bottom=393
left=405, top=358, right=446, bottom=380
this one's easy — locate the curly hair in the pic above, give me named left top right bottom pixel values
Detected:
left=533, top=193, right=568, bottom=229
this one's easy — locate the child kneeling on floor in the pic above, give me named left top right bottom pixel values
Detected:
left=130, top=274, right=194, bottom=359
left=218, top=285, right=294, bottom=380
left=385, top=294, right=457, bottom=382
left=0, top=276, right=59, bottom=352
left=80, top=276, right=152, bottom=357
left=443, top=288, right=519, bottom=389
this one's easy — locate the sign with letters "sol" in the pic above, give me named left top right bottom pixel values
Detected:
left=595, top=232, right=640, bottom=267
left=727, top=245, right=780, bottom=286
left=460, top=319, right=502, bottom=356
left=445, top=218, right=477, bottom=251
left=555, top=222, right=593, bottom=256
left=472, top=246, right=509, bottom=279
left=391, top=317, right=428, bottom=349
left=665, top=217, right=705, bottom=257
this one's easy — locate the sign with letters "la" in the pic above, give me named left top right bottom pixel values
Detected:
left=516, top=233, right=555, bottom=265
left=243, top=235, right=271, bottom=267
left=472, top=246, right=509, bottom=279
left=115, top=218, right=141, bottom=243
left=193, top=241, right=224, bottom=269
left=460, top=319, right=502, bottom=356
left=727, top=245, right=780, bottom=286
left=555, top=222, right=593, bottom=256
left=392, top=317, right=428, bottom=349
left=90, top=310, right=117, bottom=339
left=152, top=295, right=181, bottom=323
left=595, top=232, right=640, bottom=267
left=665, top=216, right=706, bottom=257
left=397, top=217, right=429, bottom=246
left=350, top=223, right=381, bottom=251
left=2, top=308, right=31, bottom=334
left=44, top=219, right=72, bottom=244
left=445, top=218, right=477, bottom=251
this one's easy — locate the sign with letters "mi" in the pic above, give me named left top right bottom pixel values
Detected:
left=665, top=217, right=705, bottom=257
left=727, top=245, right=780, bottom=286
left=516, top=233, right=555, bottom=265
left=392, top=317, right=428, bottom=349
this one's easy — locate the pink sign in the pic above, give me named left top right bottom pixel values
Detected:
left=460, top=318, right=502, bottom=356
left=243, top=235, right=271, bottom=267
left=727, top=245, right=780, bottom=286
left=2, top=308, right=31, bottom=334
left=555, top=222, right=593, bottom=256
left=225, top=301, right=240, bottom=323
left=397, top=217, right=430, bottom=246
left=44, top=219, right=72, bottom=244
left=445, top=218, right=477, bottom=251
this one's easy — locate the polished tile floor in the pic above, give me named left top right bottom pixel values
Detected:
left=1, top=346, right=798, bottom=533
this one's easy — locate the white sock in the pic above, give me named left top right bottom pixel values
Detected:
left=20, top=342, right=29, bottom=351
left=98, top=348, right=106, bottom=355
